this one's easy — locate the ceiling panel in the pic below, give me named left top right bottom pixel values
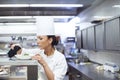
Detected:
left=0, top=0, right=94, bottom=5
left=0, top=0, right=95, bottom=23
left=0, top=0, right=95, bottom=16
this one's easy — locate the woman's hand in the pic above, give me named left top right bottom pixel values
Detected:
left=32, top=54, right=46, bottom=66
left=10, top=44, right=21, bottom=50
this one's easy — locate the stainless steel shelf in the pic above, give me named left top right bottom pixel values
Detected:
left=0, top=57, right=38, bottom=80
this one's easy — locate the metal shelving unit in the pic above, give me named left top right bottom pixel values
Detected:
left=0, top=57, right=38, bottom=80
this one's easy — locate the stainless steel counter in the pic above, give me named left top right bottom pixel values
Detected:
left=68, top=62, right=119, bottom=80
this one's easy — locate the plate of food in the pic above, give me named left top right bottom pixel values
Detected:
left=15, top=53, right=31, bottom=60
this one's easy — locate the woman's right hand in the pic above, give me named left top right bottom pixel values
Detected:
left=10, top=44, right=21, bottom=50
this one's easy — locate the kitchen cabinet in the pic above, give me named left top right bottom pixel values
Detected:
left=81, top=26, right=95, bottom=50
left=104, top=17, right=120, bottom=50
left=76, top=29, right=81, bottom=49
left=80, top=15, right=120, bottom=51
left=69, top=65, right=81, bottom=80
left=81, top=29, right=88, bottom=49
left=68, top=64, right=90, bottom=80
left=87, top=26, right=95, bottom=50
left=95, top=23, right=104, bottom=50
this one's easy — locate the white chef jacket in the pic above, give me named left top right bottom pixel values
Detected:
left=21, top=48, right=68, bottom=80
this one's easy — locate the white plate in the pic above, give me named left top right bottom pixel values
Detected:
left=15, top=55, right=31, bottom=60
left=0, top=52, right=7, bottom=56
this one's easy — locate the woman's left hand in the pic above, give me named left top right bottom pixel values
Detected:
left=32, top=54, right=46, bottom=66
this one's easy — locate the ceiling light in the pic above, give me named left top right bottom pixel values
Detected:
left=112, top=5, right=120, bottom=8
left=0, top=4, right=83, bottom=7
left=4, top=23, right=35, bottom=25
left=30, top=4, right=83, bottom=7
left=93, top=16, right=113, bottom=20
left=0, top=4, right=29, bottom=7
left=0, top=16, right=33, bottom=19
left=53, top=16, right=74, bottom=19
left=33, top=16, right=74, bottom=18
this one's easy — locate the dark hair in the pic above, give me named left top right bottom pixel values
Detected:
left=47, top=35, right=58, bottom=46
left=7, top=46, right=21, bottom=58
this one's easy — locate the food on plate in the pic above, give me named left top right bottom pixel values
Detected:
left=15, top=54, right=31, bottom=60
left=24, top=53, right=29, bottom=56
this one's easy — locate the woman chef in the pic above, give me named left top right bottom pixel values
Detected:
left=12, top=17, right=68, bottom=80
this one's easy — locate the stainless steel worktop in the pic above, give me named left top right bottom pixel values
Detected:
left=68, top=62, right=120, bottom=80
left=0, top=57, right=38, bottom=65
